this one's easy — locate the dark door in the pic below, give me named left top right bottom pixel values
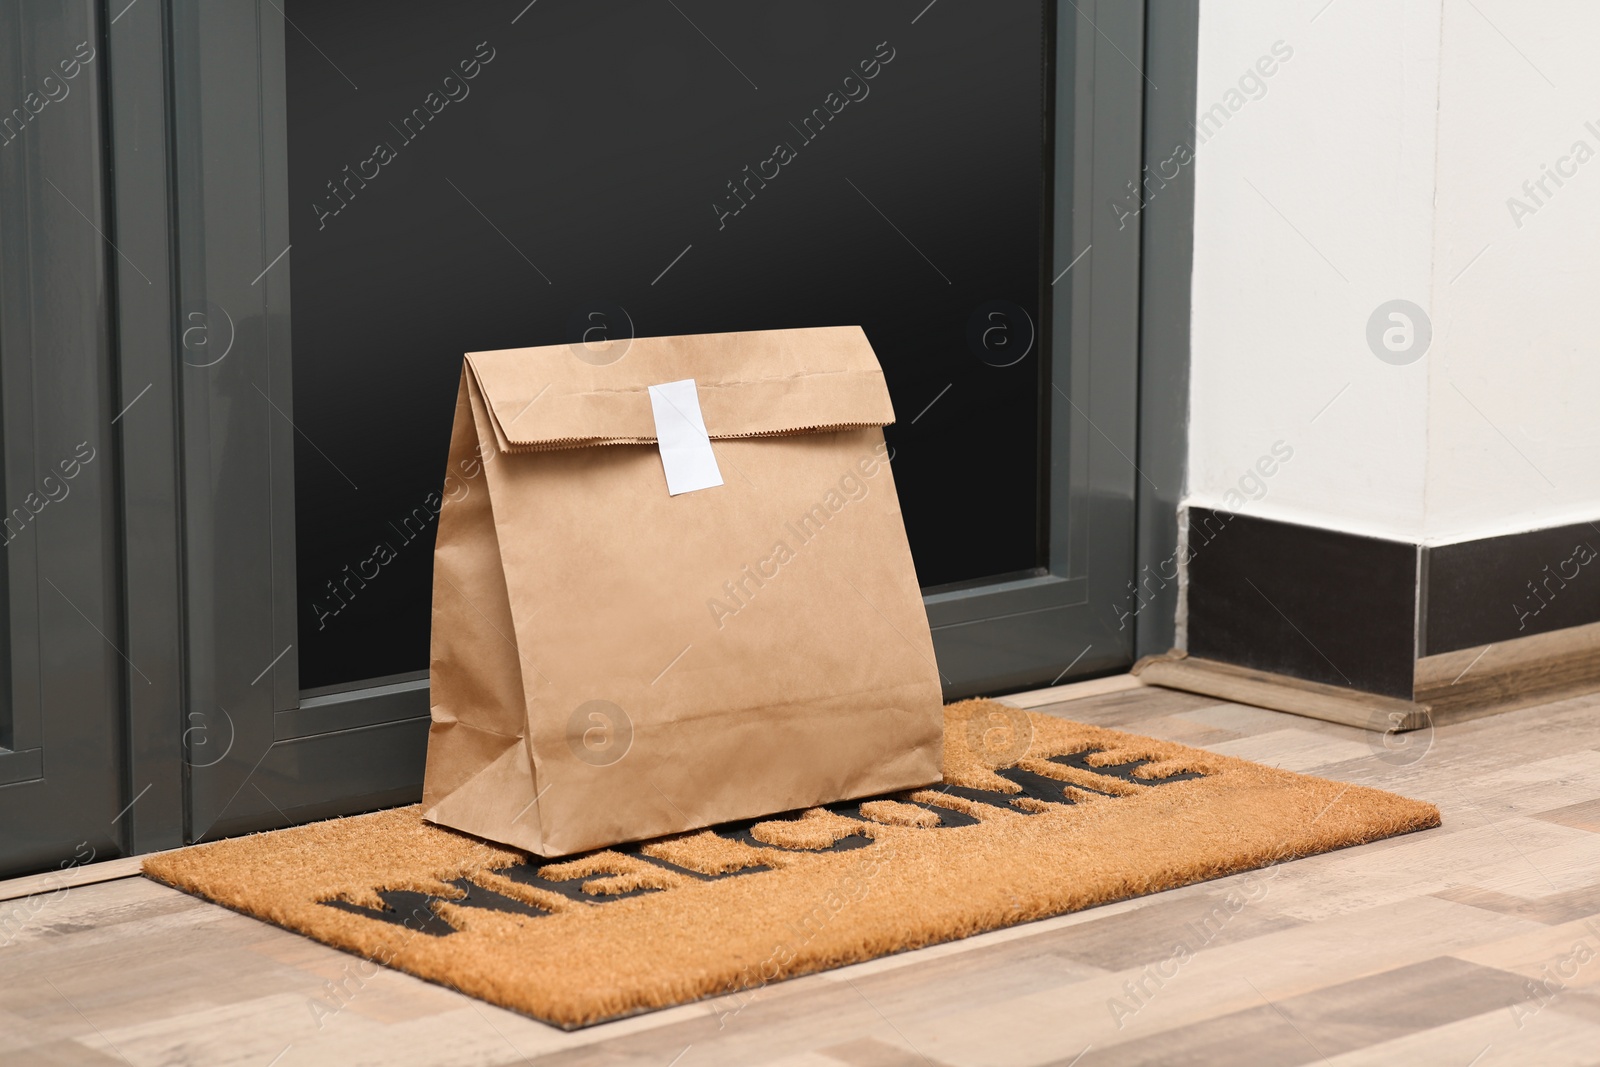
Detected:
left=96, top=0, right=1150, bottom=846
left=0, top=1, right=132, bottom=878
left=285, top=2, right=1059, bottom=693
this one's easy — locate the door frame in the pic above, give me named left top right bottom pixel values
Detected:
left=0, top=0, right=133, bottom=877
left=100, top=0, right=1199, bottom=850
left=1133, top=0, right=1199, bottom=660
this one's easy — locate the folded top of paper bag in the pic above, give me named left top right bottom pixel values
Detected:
left=465, top=325, right=896, bottom=453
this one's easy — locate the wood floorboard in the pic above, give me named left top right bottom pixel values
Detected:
left=5, top=681, right=1600, bottom=1066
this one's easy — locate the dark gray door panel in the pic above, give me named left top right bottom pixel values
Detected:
left=0, top=0, right=130, bottom=877
left=124, top=1, right=1158, bottom=843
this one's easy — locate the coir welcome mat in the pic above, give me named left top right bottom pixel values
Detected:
left=143, top=700, right=1440, bottom=1028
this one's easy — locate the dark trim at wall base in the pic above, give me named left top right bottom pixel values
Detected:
left=1183, top=509, right=1418, bottom=699
left=1424, top=520, right=1600, bottom=655
left=1175, top=509, right=1600, bottom=724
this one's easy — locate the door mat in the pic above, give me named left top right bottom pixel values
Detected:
left=142, top=700, right=1440, bottom=1029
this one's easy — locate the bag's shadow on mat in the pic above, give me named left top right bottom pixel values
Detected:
left=143, top=700, right=1441, bottom=1030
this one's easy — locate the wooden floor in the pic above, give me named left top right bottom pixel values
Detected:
left=6, top=681, right=1600, bottom=1066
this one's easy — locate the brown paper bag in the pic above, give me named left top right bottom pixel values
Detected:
left=421, top=325, right=944, bottom=856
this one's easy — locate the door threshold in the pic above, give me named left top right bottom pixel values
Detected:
left=995, top=672, right=1143, bottom=708
left=0, top=849, right=176, bottom=904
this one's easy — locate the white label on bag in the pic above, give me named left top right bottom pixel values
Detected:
left=648, top=378, right=725, bottom=496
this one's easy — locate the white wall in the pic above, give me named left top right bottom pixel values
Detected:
left=1187, top=0, right=1600, bottom=546
left=1424, top=2, right=1600, bottom=543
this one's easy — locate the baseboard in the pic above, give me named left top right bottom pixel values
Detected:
left=1132, top=651, right=1430, bottom=732
left=1183, top=508, right=1418, bottom=699
left=1424, top=522, right=1600, bottom=654
left=1179, top=508, right=1600, bottom=730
